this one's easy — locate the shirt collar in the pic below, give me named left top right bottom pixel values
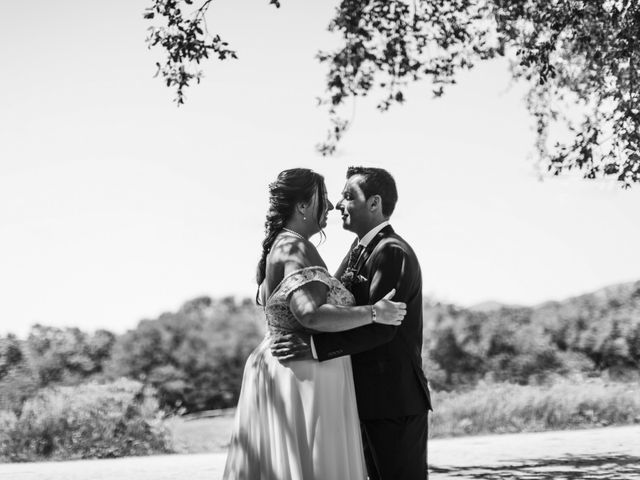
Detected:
left=358, top=220, right=390, bottom=247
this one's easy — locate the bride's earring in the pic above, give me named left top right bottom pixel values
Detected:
left=298, top=204, right=307, bottom=221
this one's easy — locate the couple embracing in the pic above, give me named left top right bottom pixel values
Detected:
left=223, top=167, right=432, bottom=480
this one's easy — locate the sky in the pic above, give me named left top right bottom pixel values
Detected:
left=1, top=0, right=639, bottom=338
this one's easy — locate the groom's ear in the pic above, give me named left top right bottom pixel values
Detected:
left=368, top=194, right=382, bottom=212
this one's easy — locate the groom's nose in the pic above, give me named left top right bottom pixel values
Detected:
left=327, top=200, right=334, bottom=211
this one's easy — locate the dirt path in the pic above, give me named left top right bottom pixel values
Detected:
left=429, top=424, right=640, bottom=479
left=2, top=425, right=639, bottom=479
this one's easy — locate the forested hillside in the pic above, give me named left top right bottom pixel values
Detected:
left=2, top=281, right=639, bottom=414
left=425, top=281, right=640, bottom=389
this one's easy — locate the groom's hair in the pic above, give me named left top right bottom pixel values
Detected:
left=347, top=166, right=398, bottom=217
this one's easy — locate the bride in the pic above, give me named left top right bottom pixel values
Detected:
left=222, top=168, right=406, bottom=480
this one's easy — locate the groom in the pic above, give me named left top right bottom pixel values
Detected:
left=272, top=166, right=432, bottom=479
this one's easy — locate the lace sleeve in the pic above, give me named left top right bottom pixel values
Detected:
left=279, top=266, right=333, bottom=300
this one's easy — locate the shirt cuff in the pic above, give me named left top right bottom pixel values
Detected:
left=310, top=335, right=318, bottom=360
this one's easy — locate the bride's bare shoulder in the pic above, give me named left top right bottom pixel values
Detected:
left=269, top=235, right=325, bottom=273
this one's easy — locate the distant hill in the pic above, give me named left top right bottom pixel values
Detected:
left=534, top=280, right=640, bottom=310
left=468, top=301, right=523, bottom=312
left=467, top=281, right=640, bottom=312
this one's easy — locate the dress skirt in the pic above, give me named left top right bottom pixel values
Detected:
left=222, top=335, right=367, bottom=480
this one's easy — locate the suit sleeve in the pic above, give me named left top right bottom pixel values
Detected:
left=312, top=245, right=410, bottom=361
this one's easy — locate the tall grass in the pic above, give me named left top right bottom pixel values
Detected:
left=430, top=376, right=640, bottom=437
left=163, top=378, right=640, bottom=455
left=0, top=379, right=173, bottom=462
left=4, top=377, right=637, bottom=461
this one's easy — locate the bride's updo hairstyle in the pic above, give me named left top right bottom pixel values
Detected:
left=256, top=168, right=326, bottom=302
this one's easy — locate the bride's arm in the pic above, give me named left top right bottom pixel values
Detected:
left=277, top=243, right=405, bottom=332
left=289, top=279, right=405, bottom=332
left=289, top=282, right=373, bottom=332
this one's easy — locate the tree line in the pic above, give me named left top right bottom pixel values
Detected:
left=2, top=281, right=639, bottom=414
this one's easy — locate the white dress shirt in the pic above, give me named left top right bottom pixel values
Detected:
left=309, top=221, right=391, bottom=359
left=357, top=220, right=390, bottom=248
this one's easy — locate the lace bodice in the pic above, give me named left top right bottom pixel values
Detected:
left=264, top=266, right=355, bottom=334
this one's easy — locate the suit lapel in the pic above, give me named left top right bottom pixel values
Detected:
left=354, top=225, right=394, bottom=276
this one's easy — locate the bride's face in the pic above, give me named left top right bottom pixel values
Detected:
left=309, top=182, right=334, bottom=230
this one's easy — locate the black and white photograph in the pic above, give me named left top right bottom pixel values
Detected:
left=1, top=1, right=640, bottom=479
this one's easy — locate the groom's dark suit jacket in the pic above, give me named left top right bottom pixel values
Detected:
left=313, top=225, right=432, bottom=420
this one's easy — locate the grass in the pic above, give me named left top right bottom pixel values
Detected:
left=165, top=377, right=640, bottom=454
left=166, top=415, right=235, bottom=454
left=429, top=376, right=640, bottom=438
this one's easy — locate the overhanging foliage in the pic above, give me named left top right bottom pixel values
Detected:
left=145, top=0, right=640, bottom=187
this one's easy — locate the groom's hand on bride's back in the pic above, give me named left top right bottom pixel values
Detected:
left=271, top=331, right=313, bottom=362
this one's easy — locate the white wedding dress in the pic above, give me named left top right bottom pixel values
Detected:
left=222, top=266, right=367, bottom=480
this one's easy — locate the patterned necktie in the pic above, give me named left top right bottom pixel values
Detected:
left=347, top=244, right=364, bottom=271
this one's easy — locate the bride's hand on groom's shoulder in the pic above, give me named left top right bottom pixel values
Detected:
left=271, top=332, right=313, bottom=362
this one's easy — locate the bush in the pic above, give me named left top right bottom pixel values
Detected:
left=430, top=376, right=640, bottom=438
left=0, top=409, right=18, bottom=456
left=0, top=364, right=39, bottom=415
left=0, top=334, right=40, bottom=414
left=0, top=378, right=173, bottom=462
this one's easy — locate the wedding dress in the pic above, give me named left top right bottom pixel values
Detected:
left=222, top=266, right=367, bottom=480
